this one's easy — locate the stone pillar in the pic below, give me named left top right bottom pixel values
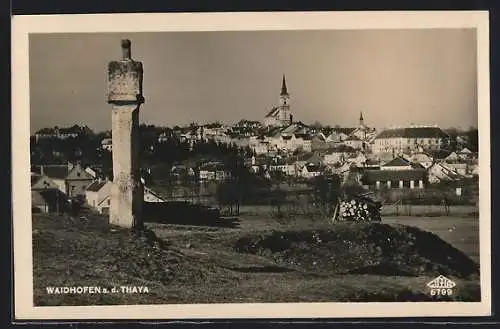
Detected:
left=410, top=180, right=415, bottom=189
left=419, top=180, right=424, bottom=189
left=107, top=39, right=145, bottom=229
left=399, top=180, right=404, bottom=188
left=387, top=181, right=391, bottom=189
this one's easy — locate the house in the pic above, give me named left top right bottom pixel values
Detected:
left=267, top=156, right=297, bottom=176
left=284, top=158, right=297, bottom=176
left=427, top=162, right=464, bottom=184
left=31, top=173, right=59, bottom=191
left=311, top=134, right=328, bottom=151
left=461, top=147, right=478, bottom=160
left=269, top=156, right=288, bottom=174
left=409, top=151, right=434, bottom=169
left=445, top=151, right=460, bottom=162
left=351, top=127, right=378, bottom=143
left=344, top=135, right=364, bottom=150
left=471, top=163, right=479, bottom=176
left=323, top=150, right=347, bottom=165
left=375, top=152, right=396, bottom=165
left=213, top=132, right=231, bottom=145
left=349, top=153, right=367, bottom=168
left=31, top=189, right=69, bottom=213
left=171, top=165, right=195, bottom=178
left=373, top=125, right=449, bottom=154
left=252, top=141, right=269, bottom=155
left=85, top=180, right=112, bottom=210
left=325, top=128, right=356, bottom=143
left=300, top=163, right=323, bottom=179
left=39, top=164, right=70, bottom=194
left=86, top=180, right=166, bottom=214
left=380, top=157, right=414, bottom=171
left=31, top=190, right=50, bottom=213
left=292, top=152, right=323, bottom=173
left=362, top=169, right=427, bottom=189
left=96, top=195, right=112, bottom=215
left=451, top=148, right=476, bottom=161
left=85, top=166, right=104, bottom=180
left=269, top=134, right=296, bottom=152
left=256, top=156, right=270, bottom=173
left=144, top=186, right=165, bottom=203
left=65, top=163, right=94, bottom=198
left=198, top=162, right=231, bottom=181
left=294, top=133, right=312, bottom=152
left=442, top=162, right=468, bottom=177
left=34, top=125, right=93, bottom=141
left=364, top=159, right=381, bottom=169
left=157, top=131, right=171, bottom=143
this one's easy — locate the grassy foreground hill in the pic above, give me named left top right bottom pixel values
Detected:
left=32, top=209, right=480, bottom=306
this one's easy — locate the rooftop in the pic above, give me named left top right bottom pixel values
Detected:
left=86, top=180, right=108, bottom=192
left=265, top=107, right=280, bottom=118
left=363, top=169, right=427, bottom=182
left=382, top=157, right=411, bottom=167
left=40, top=165, right=69, bottom=179
left=376, top=126, right=449, bottom=139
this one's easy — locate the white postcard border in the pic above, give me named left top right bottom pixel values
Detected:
left=12, top=11, right=491, bottom=320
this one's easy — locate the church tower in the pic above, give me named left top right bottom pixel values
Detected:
left=278, top=74, right=292, bottom=125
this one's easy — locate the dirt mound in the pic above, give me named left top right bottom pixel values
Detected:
left=32, top=213, right=219, bottom=290
left=233, top=223, right=479, bottom=279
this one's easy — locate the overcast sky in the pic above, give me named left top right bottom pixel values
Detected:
left=29, top=29, right=477, bottom=134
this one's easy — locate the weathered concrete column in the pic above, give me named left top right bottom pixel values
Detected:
left=107, top=39, right=145, bottom=229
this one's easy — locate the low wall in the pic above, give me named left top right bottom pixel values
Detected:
left=142, top=201, right=240, bottom=227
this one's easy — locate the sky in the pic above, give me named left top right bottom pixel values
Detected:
left=29, top=29, right=478, bottom=134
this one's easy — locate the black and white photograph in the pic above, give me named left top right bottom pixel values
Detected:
left=12, top=11, right=491, bottom=319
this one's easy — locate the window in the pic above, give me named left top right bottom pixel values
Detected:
left=107, top=199, right=111, bottom=206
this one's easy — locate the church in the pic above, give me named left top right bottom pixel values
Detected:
left=263, top=75, right=293, bottom=127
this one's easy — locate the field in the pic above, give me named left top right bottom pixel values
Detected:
left=32, top=206, right=480, bottom=306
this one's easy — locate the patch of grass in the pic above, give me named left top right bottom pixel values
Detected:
left=33, top=211, right=481, bottom=306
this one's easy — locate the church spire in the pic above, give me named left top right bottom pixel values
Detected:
left=281, top=74, right=288, bottom=96
left=359, top=111, right=364, bottom=126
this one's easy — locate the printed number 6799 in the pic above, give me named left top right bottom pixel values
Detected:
left=430, top=289, right=453, bottom=296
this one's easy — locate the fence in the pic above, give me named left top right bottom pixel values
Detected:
left=151, top=182, right=479, bottom=219
left=379, top=201, right=478, bottom=217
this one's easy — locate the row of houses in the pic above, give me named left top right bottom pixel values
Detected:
left=34, top=125, right=94, bottom=142
left=245, top=145, right=478, bottom=186
left=31, top=162, right=166, bottom=214
left=143, top=123, right=458, bottom=157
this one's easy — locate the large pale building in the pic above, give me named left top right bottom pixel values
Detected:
left=263, top=75, right=293, bottom=127
left=372, top=125, right=449, bottom=154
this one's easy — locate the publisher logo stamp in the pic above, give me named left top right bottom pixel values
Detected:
left=426, top=275, right=456, bottom=296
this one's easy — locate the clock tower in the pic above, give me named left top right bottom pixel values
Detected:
left=278, top=74, right=292, bottom=124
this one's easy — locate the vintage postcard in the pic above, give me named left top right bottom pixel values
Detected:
left=12, top=11, right=491, bottom=320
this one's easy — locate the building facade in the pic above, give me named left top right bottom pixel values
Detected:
left=373, top=125, right=449, bottom=154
